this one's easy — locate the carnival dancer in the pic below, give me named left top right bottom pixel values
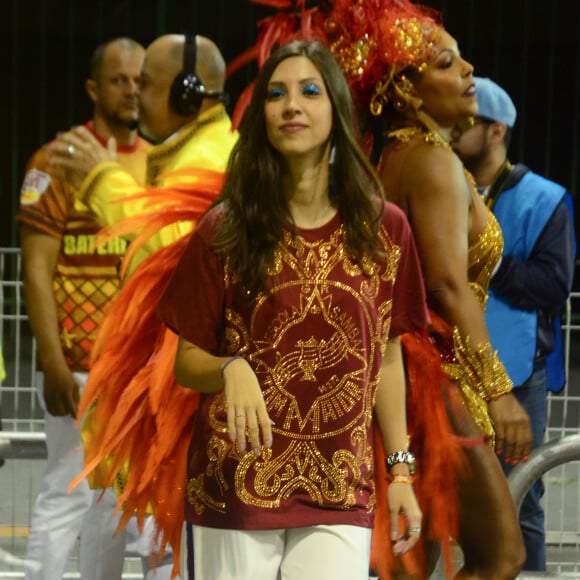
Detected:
left=48, top=33, right=238, bottom=576
left=452, top=76, right=575, bottom=572
left=327, top=2, right=531, bottom=577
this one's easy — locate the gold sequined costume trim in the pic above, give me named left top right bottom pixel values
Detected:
left=442, top=328, right=513, bottom=443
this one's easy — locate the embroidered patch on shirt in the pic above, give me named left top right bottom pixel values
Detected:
left=20, top=169, right=51, bottom=205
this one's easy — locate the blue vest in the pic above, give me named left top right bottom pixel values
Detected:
left=486, top=170, right=566, bottom=388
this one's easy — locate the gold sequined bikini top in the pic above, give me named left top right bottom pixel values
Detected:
left=387, top=126, right=504, bottom=309
left=468, top=212, right=503, bottom=309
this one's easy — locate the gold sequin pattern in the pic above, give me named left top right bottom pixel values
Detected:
left=468, top=211, right=503, bottom=310
left=443, top=328, right=513, bottom=444
left=188, top=220, right=402, bottom=514
left=329, top=34, right=372, bottom=78
left=384, top=18, right=440, bottom=70
left=387, top=126, right=451, bottom=150
left=187, top=473, right=226, bottom=515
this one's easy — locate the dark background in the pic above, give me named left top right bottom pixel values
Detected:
left=1, top=0, right=579, bottom=264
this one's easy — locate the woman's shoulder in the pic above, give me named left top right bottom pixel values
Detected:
left=382, top=129, right=462, bottom=193
left=398, top=140, right=467, bottom=202
left=386, top=127, right=456, bottom=159
left=194, top=203, right=226, bottom=241
left=404, top=135, right=460, bottom=171
left=379, top=199, right=413, bottom=239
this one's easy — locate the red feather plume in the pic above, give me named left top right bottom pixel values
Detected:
left=227, top=0, right=328, bottom=129
left=70, top=168, right=224, bottom=578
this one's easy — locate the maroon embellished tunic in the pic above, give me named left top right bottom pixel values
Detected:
left=158, top=201, right=428, bottom=530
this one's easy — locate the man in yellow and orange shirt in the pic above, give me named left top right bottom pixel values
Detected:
left=17, top=37, right=154, bottom=580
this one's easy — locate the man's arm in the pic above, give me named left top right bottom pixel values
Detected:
left=492, top=200, right=575, bottom=308
left=20, top=224, right=79, bottom=417
left=48, top=126, right=145, bottom=229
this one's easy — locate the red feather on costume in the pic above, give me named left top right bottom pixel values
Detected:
left=70, top=168, right=224, bottom=578
left=227, top=0, right=327, bottom=129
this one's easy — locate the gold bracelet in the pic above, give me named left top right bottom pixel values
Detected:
left=388, top=474, right=415, bottom=484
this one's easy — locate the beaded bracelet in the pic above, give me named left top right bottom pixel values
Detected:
left=388, top=474, right=415, bottom=485
left=220, top=355, right=244, bottom=380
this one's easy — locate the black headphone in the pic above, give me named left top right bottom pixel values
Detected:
left=169, top=33, right=228, bottom=116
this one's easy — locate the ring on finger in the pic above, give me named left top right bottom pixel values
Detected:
left=408, top=526, right=421, bottom=534
left=67, top=144, right=76, bottom=157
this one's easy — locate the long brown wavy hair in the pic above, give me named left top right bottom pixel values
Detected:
left=212, top=40, right=385, bottom=300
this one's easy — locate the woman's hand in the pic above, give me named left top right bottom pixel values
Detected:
left=223, top=357, right=273, bottom=455
left=489, top=392, right=532, bottom=462
left=388, top=482, right=423, bottom=556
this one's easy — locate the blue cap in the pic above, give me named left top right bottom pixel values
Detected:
left=474, top=77, right=517, bottom=128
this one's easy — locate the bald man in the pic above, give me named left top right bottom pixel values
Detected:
left=138, top=34, right=229, bottom=143
left=45, top=34, right=238, bottom=578
left=49, top=33, right=238, bottom=271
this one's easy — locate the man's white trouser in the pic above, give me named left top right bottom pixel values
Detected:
left=25, top=372, right=176, bottom=579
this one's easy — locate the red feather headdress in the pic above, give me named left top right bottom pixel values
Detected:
left=227, top=1, right=328, bottom=129
left=228, top=0, right=442, bottom=127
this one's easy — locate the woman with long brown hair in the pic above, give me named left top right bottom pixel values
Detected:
left=157, top=38, right=427, bottom=579
left=230, top=1, right=532, bottom=577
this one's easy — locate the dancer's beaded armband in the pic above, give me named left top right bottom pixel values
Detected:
left=444, top=327, right=512, bottom=402
left=388, top=474, right=415, bottom=485
left=440, top=328, right=513, bottom=443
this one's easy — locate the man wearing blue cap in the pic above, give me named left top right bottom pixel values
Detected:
left=452, top=76, right=576, bottom=571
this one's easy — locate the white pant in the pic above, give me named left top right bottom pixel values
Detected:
left=189, top=524, right=372, bottom=580
left=25, top=372, right=175, bottom=580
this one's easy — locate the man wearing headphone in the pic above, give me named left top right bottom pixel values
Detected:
left=47, top=33, right=238, bottom=579
left=50, top=33, right=237, bottom=274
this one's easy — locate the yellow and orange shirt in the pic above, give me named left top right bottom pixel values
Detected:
left=17, top=124, right=150, bottom=372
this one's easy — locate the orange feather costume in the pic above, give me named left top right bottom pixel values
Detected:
left=70, top=169, right=224, bottom=577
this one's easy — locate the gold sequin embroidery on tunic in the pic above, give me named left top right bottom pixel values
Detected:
left=186, top=219, right=403, bottom=523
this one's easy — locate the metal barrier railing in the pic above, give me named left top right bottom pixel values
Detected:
left=0, top=249, right=142, bottom=580
left=1, top=248, right=579, bottom=577
left=0, top=432, right=46, bottom=459
left=1, top=248, right=42, bottom=442
left=508, top=434, right=580, bottom=512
